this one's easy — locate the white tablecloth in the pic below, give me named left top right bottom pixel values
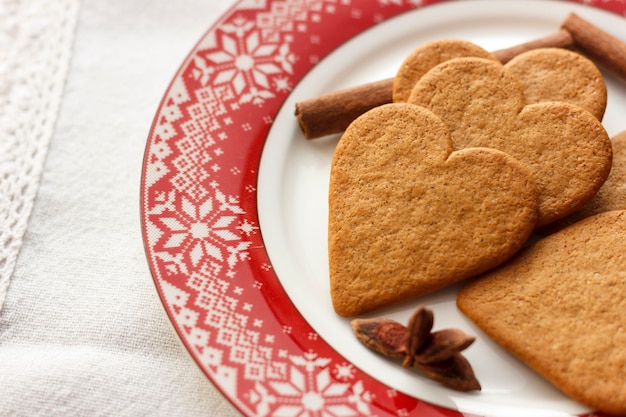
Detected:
left=0, top=0, right=242, bottom=415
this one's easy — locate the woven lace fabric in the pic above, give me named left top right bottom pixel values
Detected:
left=0, top=0, right=80, bottom=311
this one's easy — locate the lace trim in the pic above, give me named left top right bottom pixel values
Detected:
left=0, top=0, right=80, bottom=311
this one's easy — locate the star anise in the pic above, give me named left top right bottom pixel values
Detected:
left=350, top=305, right=481, bottom=391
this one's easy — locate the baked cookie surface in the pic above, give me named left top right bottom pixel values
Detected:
left=394, top=42, right=607, bottom=121
left=542, top=130, right=626, bottom=233
left=328, top=103, right=538, bottom=317
left=408, top=56, right=611, bottom=227
left=392, top=39, right=498, bottom=103
left=457, top=210, right=626, bottom=416
left=505, top=47, right=607, bottom=120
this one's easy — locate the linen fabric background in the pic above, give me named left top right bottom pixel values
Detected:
left=0, top=0, right=242, bottom=415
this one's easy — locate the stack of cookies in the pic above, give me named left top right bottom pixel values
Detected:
left=327, top=39, right=626, bottom=415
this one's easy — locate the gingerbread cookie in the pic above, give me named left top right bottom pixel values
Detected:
left=394, top=42, right=607, bottom=121
left=457, top=210, right=626, bottom=416
left=505, top=47, right=607, bottom=120
left=541, top=130, right=626, bottom=234
left=392, top=39, right=499, bottom=102
left=329, top=103, right=539, bottom=317
left=408, top=56, right=611, bottom=227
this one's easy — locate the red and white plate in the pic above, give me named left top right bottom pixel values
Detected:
left=141, top=1, right=626, bottom=416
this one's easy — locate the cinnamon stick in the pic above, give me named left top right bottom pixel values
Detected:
left=295, top=30, right=573, bottom=139
left=491, top=28, right=573, bottom=64
left=562, top=12, right=626, bottom=81
left=295, top=78, right=394, bottom=140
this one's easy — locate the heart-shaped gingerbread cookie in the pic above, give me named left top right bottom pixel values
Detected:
left=329, top=103, right=539, bottom=317
left=457, top=209, right=626, bottom=416
left=408, top=57, right=611, bottom=227
left=394, top=40, right=607, bottom=121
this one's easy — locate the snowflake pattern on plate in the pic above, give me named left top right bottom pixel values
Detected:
left=141, top=0, right=626, bottom=416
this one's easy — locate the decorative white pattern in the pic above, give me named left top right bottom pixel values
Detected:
left=0, top=0, right=80, bottom=311
left=143, top=2, right=396, bottom=415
